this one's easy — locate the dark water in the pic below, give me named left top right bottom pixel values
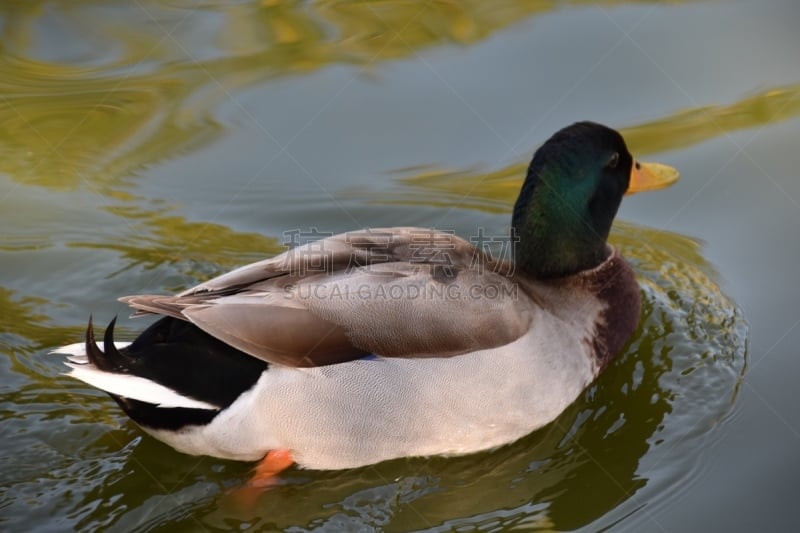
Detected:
left=1, top=1, right=798, bottom=531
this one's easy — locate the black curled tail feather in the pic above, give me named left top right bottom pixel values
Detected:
left=85, top=315, right=106, bottom=370
left=85, top=316, right=133, bottom=373
left=80, top=315, right=269, bottom=431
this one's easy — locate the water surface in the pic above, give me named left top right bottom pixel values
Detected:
left=2, top=1, right=798, bottom=531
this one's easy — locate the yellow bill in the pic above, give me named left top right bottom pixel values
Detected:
left=626, top=160, right=680, bottom=195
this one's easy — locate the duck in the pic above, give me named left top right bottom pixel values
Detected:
left=54, top=122, right=678, bottom=483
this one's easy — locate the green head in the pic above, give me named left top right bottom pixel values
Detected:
left=512, top=122, right=669, bottom=278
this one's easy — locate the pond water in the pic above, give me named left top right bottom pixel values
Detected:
left=1, top=1, right=797, bottom=531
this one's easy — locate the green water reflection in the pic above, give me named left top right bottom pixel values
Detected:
left=366, top=84, right=800, bottom=213
left=3, top=0, right=714, bottom=195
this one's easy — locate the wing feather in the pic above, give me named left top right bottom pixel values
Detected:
left=120, top=228, right=528, bottom=367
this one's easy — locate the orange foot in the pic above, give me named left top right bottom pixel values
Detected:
left=228, top=449, right=295, bottom=510
left=250, top=449, right=294, bottom=488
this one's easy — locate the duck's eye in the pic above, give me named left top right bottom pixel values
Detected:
left=606, top=152, right=620, bottom=169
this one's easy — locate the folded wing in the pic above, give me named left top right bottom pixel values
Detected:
left=121, top=228, right=530, bottom=367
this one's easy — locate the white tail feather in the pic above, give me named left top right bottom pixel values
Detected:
left=67, top=354, right=89, bottom=365
left=64, top=363, right=219, bottom=410
left=51, top=342, right=132, bottom=357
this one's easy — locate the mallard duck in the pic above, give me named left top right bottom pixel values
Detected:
left=54, top=122, right=677, bottom=481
